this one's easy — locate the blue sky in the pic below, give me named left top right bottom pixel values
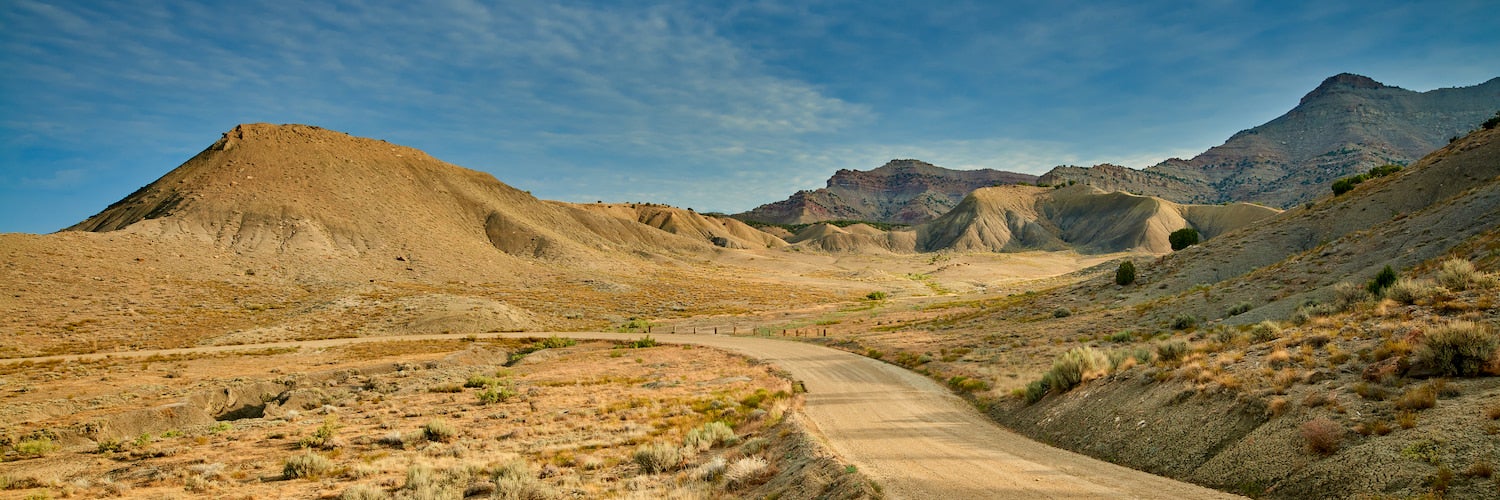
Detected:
left=2, top=0, right=1497, bottom=233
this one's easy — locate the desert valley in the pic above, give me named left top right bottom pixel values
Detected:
left=2, top=72, right=1500, bottom=500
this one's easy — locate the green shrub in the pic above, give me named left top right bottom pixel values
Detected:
left=1170, top=313, right=1198, bottom=330
left=1115, top=260, right=1136, bottom=286
left=1367, top=164, right=1402, bottom=178
left=1483, top=111, right=1500, bottom=130
left=422, top=420, right=457, bottom=443
left=1331, top=174, right=1368, bottom=195
left=684, top=421, right=737, bottom=450
left=1367, top=265, right=1398, bottom=296
left=1052, top=307, right=1072, bottom=318
left=1227, top=302, right=1253, bottom=316
left=633, top=442, right=682, bottom=474
left=1042, top=347, right=1110, bottom=394
left=299, top=416, right=339, bottom=449
left=477, top=385, right=518, bottom=405
left=1416, top=321, right=1499, bottom=377
left=95, top=438, right=125, bottom=453
left=626, top=335, right=658, bottom=348
left=1108, top=330, right=1135, bottom=343
left=865, top=291, right=888, bottom=301
left=465, top=374, right=503, bottom=388
left=1023, top=379, right=1050, bottom=404
left=283, top=452, right=333, bottom=479
left=536, top=335, right=576, bottom=349
left=947, top=375, right=990, bottom=394
left=1169, top=228, right=1200, bottom=251
left=15, top=437, right=56, bottom=456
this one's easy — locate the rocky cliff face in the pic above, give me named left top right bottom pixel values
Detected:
left=1041, top=73, right=1500, bottom=207
left=736, top=159, right=1037, bottom=225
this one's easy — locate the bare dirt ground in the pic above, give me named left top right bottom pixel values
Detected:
left=3, top=332, right=1239, bottom=499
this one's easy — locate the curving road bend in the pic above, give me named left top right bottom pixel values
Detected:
left=7, top=332, right=1240, bottom=499
left=600, top=333, right=1241, bottom=500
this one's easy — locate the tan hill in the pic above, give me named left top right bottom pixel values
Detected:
left=916, top=185, right=1278, bottom=254
left=736, top=159, right=1038, bottom=225
left=1, top=124, right=843, bottom=357
left=571, top=203, right=787, bottom=249
left=67, top=123, right=713, bottom=277
left=784, top=222, right=917, bottom=254
left=782, top=185, right=1278, bottom=254
left=1040, top=73, right=1500, bottom=208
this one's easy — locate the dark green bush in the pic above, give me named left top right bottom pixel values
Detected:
left=1169, top=228, right=1200, bottom=251
left=1170, top=313, right=1198, bottom=330
left=1367, top=164, right=1402, bottom=178
left=1023, top=379, right=1050, bottom=404
left=1115, top=260, right=1136, bottom=286
left=1367, top=265, right=1398, bottom=296
left=1483, top=111, right=1499, bottom=130
left=1331, top=172, right=1372, bottom=195
left=1228, top=302, right=1253, bottom=316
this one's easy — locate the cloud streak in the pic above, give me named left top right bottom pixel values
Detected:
left=1, top=0, right=1497, bottom=232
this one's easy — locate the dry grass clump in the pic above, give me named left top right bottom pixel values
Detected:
left=493, top=459, right=553, bottom=499
left=340, top=484, right=390, bottom=500
left=1396, top=383, right=1438, bottom=411
left=1042, top=347, right=1110, bottom=393
left=1300, top=418, right=1344, bottom=455
left=633, top=442, right=683, bottom=474
left=724, top=456, right=770, bottom=489
left=1436, top=258, right=1497, bottom=291
left=1248, top=321, right=1282, bottom=344
left=422, top=419, right=457, bottom=443
left=1156, top=340, right=1188, bottom=363
left=1396, top=410, right=1418, bottom=429
left=1267, top=397, right=1290, bottom=417
left=1353, top=420, right=1393, bottom=436
left=1386, top=278, right=1440, bottom=304
left=283, top=451, right=333, bottom=479
left=1463, top=460, right=1494, bottom=479
left=693, top=456, right=728, bottom=482
left=1331, top=282, right=1370, bottom=312
left=1415, top=321, right=1499, bottom=377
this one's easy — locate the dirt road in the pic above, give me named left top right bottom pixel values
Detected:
left=6, top=332, right=1240, bottom=499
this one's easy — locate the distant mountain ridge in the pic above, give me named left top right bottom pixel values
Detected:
left=735, top=159, right=1037, bottom=225
left=783, top=185, right=1279, bottom=255
left=1039, top=73, right=1500, bottom=207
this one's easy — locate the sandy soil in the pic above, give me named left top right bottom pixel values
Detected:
left=4, top=332, right=1241, bottom=499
